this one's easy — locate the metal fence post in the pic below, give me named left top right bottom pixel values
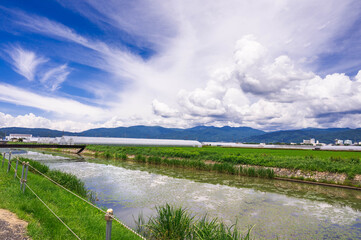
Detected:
left=20, top=161, right=25, bottom=189
left=105, top=208, right=113, bottom=240
left=23, top=162, right=29, bottom=193
left=7, top=152, right=12, bottom=173
left=1, top=152, right=5, bottom=167
left=14, top=157, right=19, bottom=179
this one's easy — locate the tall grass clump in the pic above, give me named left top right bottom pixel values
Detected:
left=24, top=158, right=90, bottom=199
left=146, top=204, right=194, bottom=239
left=255, top=168, right=275, bottom=178
left=148, top=156, right=162, bottom=165
left=103, top=151, right=112, bottom=159
left=115, top=152, right=127, bottom=160
left=24, top=158, right=49, bottom=174
left=244, top=167, right=256, bottom=177
left=136, top=204, right=252, bottom=240
left=47, top=170, right=88, bottom=198
left=212, top=163, right=237, bottom=175
left=135, top=154, right=147, bottom=163
left=240, top=167, right=274, bottom=179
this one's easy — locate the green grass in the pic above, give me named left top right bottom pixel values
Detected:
left=0, top=156, right=142, bottom=240
left=86, top=145, right=361, bottom=179
left=136, top=204, right=252, bottom=240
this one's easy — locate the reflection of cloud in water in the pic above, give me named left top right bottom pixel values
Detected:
left=150, top=175, right=169, bottom=187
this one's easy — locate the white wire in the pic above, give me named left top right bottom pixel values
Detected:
left=26, top=160, right=146, bottom=239
left=9, top=160, right=81, bottom=239
left=25, top=182, right=82, bottom=240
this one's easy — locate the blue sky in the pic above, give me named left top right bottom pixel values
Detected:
left=1, top=0, right=361, bottom=131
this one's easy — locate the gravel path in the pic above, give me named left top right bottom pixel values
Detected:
left=0, top=209, right=30, bottom=240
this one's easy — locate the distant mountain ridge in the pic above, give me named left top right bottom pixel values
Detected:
left=243, top=128, right=361, bottom=144
left=0, top=126, right=264, bottom=142
left=1, top=126, right=360, bottom=143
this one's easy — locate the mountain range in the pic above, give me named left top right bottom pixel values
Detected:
left=0, top=126, right=360, bottom=144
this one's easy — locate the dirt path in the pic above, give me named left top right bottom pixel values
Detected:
left=0, top=209, right=30, bottom=240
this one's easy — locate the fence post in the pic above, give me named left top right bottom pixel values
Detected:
left=14, top=157, right=19, bottom=179
left=7, top=152, right=12, bottom=173
left=23, top=162, right=29, bottom=193
left=1, top=152, right=5, bottom=167
left=105, top=208, right=113, bottom=240
left=20, top=161, right=25, bottom=189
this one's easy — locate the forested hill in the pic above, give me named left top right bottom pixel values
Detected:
left=243, top=128, right=361, bottom=144
left=1, top=126, right=360, bottom=144
left=0, top=126, right=264, bottom=142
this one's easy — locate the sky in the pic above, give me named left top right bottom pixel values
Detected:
left=1, top=0, right=361, bottom=132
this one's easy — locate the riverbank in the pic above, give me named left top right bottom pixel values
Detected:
left=0, top=155, right=142, bottom=240
left=55, top=146, right=361, bottom=188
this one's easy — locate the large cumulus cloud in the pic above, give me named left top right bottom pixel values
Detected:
left=153, top=35, right=361, bottom=130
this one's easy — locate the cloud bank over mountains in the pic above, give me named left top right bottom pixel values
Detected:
left=0, top=0, right=361, bottom=131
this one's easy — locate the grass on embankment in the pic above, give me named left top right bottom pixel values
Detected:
left=0, top=156, right=142, bottom=240
left=84, top=147, right=275, bottom=179
left=86, top=145, right=361, bottom=180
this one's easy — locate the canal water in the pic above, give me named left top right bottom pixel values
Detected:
left=10, top=150, right=361, bottom=239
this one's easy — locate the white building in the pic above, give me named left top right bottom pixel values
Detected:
left=302, top=138, right=315, bottom=145
left=6, top=134, right=32, bottom=141
left=335, top=139, right=343, bottom=145
left=344, top=139, right=352, bottom=145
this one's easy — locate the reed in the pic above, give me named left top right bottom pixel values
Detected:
left=135, top=154, right=147, bottom=163
left=136, top=204, right=252, bottom=240
left=24, top=158, right=49, bottom=174
left=115, top=152, right=127, bottom=160
left=148, top=156, right=162, bottom=165
left=146, top=204, right=194, bottom=240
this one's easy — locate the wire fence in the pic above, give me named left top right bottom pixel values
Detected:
left=1, top=152, right=146, bottom=240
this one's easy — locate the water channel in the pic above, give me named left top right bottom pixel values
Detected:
left=9, top=150, right=361, bottom=239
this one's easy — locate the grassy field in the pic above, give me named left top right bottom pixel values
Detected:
left=86, top=145, right=361, bottom=179
left=0, top=156, right=142, bottom=240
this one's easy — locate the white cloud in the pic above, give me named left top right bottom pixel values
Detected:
left=158, top=35, right=361, bottom=130
left=40, top=64, right=70, bottom=91
left=0, top=83, right=107, bottom=121
left=152, top=99, right=179, bottom=118
left=0, top=112, right=101, bottom=132
left=6, top=46, right=47, bottom=81
left=1, top=1, right=361, bottom=131
left=2, top=45, right=69, bottom=91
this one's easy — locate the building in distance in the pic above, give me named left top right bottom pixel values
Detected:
left=302, top=138, right=315, bottom=145
left=5, top=134, right=32, bottom=142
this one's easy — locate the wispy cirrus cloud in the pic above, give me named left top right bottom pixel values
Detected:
left=0, top=83, right=107, bottom=121
left=40, top=64, right=70, bottom=91
left=6, top=46, right=47, bottom=81
left=3, top=45, right=70, bottom=91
